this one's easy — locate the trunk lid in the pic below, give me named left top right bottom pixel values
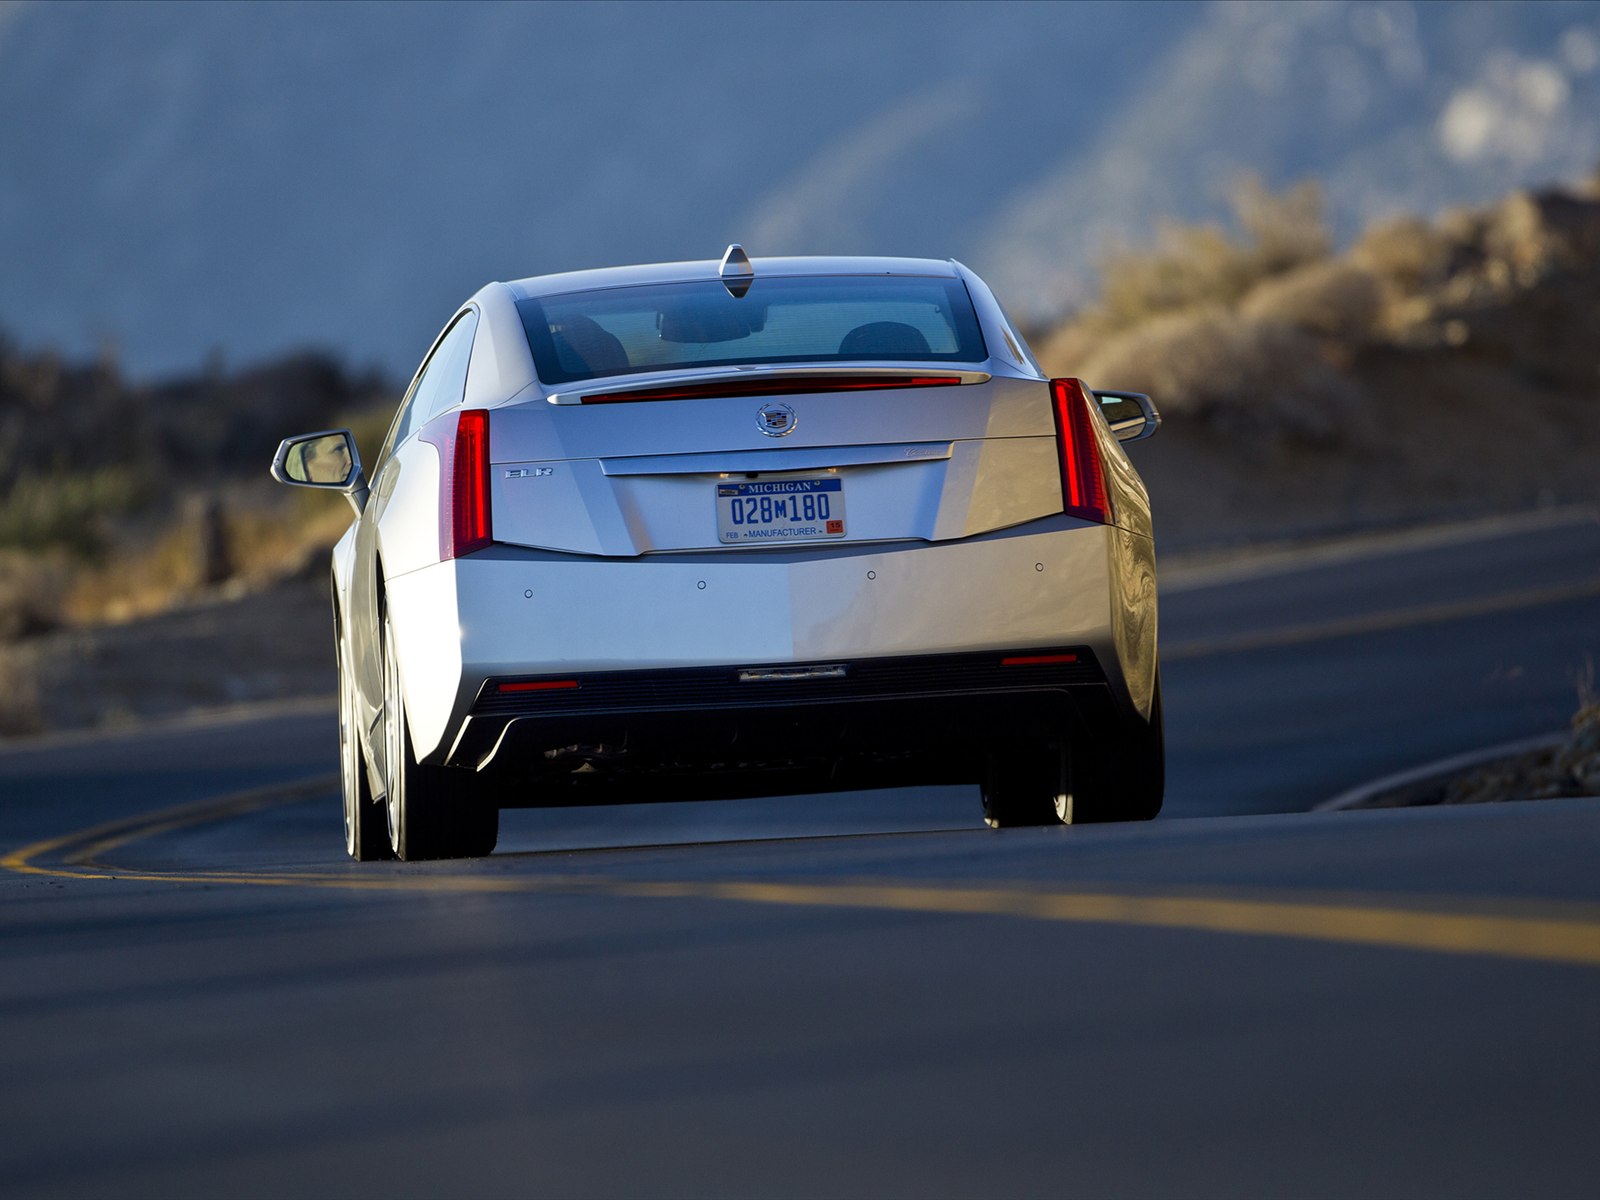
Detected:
left=487, top=370, right=1061, bottom=556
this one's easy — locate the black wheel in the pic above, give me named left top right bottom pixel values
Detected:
left=981, top=741, right=1068, bottom=829
left=339, top=626, right=392, bottom=861
left=1072, top=672, right=1165, bottom=824
left=381, top=610, right=499, bottom=860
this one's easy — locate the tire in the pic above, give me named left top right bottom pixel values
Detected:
left=981, top=741, right=1069, bottom=829
left=1072, top=672, right=1166, bottom=824
left=982, top=674, right=1166, bottom=829
left=381, top=610, right=499, bottom=860
left=339, top=626, right=392, bottom=861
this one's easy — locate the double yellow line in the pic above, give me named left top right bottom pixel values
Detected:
left=2, top=775, right=338, bottom=880
left=8, top=777, right=1600, bottom=968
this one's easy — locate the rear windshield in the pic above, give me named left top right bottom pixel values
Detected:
left=517, top=275, right=987, bottom=386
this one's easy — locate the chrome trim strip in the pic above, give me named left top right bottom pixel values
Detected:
left=738, top=665, right=849, bottom=683
left=598, top=441, right=952, bottom=476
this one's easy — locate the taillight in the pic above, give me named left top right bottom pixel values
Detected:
left=430, top=408, right=493, bottom=559
left=1050, top=378, right=1112, bottom=526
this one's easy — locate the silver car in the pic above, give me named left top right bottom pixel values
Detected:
left=273, top=248, right=1163, bottom=860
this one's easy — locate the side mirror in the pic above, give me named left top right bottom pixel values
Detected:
left=1093, top=390, right=1160, bottom=443
left=271, top=429, right=368, bottom=515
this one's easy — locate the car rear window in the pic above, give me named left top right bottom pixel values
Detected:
left=516, top=275, right=987, bottom=385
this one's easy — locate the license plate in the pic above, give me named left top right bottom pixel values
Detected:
left=716, top=477, right=846, bottom=544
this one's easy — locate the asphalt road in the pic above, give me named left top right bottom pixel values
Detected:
left=3, top=507, right=1599, bottom=1197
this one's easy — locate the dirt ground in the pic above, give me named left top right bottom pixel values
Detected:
left=0, top=574, right=337, bottom=737
left=1129, top=357, right=1600, bottom=551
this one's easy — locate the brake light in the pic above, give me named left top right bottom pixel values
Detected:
left=1050, top=378, right=1112, bottom=525
left=581, top=375, right=962, bottom=404
left=435, top=408, right=492, bottom=559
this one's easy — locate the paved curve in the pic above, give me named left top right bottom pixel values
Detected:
left=2, top=507, right=1598, bottom=1197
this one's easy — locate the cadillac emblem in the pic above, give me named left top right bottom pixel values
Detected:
left=756, top=402, right=797, bottom=437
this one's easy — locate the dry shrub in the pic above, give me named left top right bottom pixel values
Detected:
left=0, top=644, right=43, bottom=736
left=61, top=485, right=355, bottom=624
left=1097, top=223, right=1248, bottom=329
left=343, top=405, right=394, bottom=470
left=1445, top=709, right=1600, bottom=803
left=1565, top=700, right=1600, bottom=794
left=64, top=520, right=211, bottom=624
left=1231, top=176, right=1332, bottom=277
left=1035, top=318, right=1103, bottom=379
left=1483, top=189, right=1600, bottom=282
left=226, top=496, right=352, bottom=584
left=1238, top=259, right=1385, bottom=343
left=63, top=496, right=237, bottom=622
left=1568, top=661, right=1600, bottom=793
left=1042, top=178, right=1374, bottom=451
left=0, top=550, right=68, bottom=641
left=0, top=468, right=144, bottom=558
left=1074, top=306, right=1360, bottom=447
left=1445, top=665, right=1600, bottom=803
left=1092, top=177, right=1331, bottom=332
left=1351, top=215, right=1453, bottom=292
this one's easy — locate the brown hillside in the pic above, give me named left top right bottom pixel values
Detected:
left=1040, top=178, right=1600, bottom=548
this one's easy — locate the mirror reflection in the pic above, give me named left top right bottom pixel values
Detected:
left=1096, top=393, right=1146, bottom=426
left=287, top=433, right=354, bottom=485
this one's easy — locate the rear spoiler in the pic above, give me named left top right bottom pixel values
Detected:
left=547, top=364, right=991, bottom=405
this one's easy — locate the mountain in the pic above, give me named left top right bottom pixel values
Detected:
left=982, top=0, right=1600, bottom=315
left=0, top=0, right=1596, bottom=379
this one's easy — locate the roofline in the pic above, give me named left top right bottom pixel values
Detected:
left=503, top=255, right=961, bottom=301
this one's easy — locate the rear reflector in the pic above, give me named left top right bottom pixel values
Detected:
left=1002, top=653, right=1080, bottom=666
left=582, top=375, right=963, bottom=404
left=497, top=679, right=579, bottom=693
left=1050, top=378, right=1112, bottom=526
left=441, top=409, right=492, bottom=559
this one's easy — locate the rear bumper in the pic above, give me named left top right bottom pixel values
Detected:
left=381, top=518, right=1149, bottom=764
left=450, top=645, right=1116, bottom=777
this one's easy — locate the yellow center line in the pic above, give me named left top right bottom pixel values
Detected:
left=625, top=881, right=1600, bottom=967
left=7, top=776, right=1600, bottom=968
left=0, top=775, right=338, bottom=876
